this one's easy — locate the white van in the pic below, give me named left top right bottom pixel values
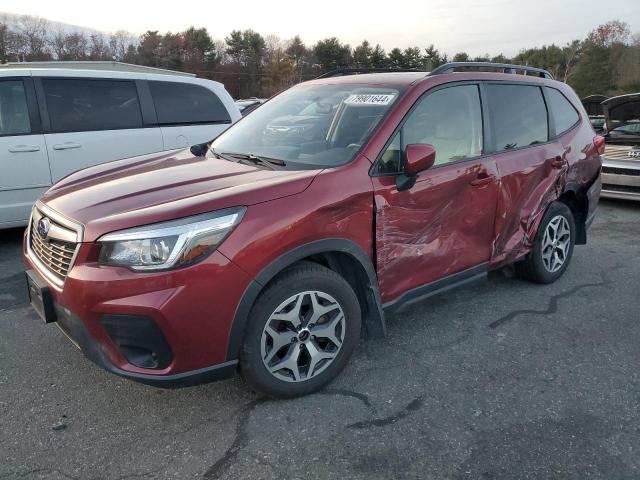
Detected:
left=0, top=68, right=241, bottom=228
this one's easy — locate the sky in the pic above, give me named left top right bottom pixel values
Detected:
left=2, top=0, right=640, bottom=57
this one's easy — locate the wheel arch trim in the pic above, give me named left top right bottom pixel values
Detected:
left=559, top=180, right=590, bottom=245
left=224, top=238, right=386, bottom=362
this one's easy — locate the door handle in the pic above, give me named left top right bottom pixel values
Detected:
left=550, top=156, right=566, bottom=169
left=53, top=142, right=82, bottom=150
left=470, top=174, right=493, bottom=187
left=9, top=145, right=40, bottom=153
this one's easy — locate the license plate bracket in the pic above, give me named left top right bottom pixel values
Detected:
left=25, top=269, right=57, bottom=323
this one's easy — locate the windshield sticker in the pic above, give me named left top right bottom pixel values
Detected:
left=344, top=94, right=396, bottom=106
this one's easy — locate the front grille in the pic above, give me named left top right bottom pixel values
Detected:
left=603, top=144, right=635, bottom=161
left=30, top=231, right=75, bottom=279
left=29, top=207, right=80, bottom=284
left=602, top=166, right=640, bottom=176
left=602, top=183, right=640, bottom=194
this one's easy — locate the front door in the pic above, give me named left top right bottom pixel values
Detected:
left=370, top=84, right=499, bottom=304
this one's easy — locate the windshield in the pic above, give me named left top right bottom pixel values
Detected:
left=211, top=84, right=402, bottom=169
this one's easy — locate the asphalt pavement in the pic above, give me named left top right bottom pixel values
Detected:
left=1, top=199, right=639, bottom=480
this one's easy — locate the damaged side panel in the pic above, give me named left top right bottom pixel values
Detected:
left=490, top=125, right=600, bottom=268
left=490, top=143, right=568, bottom=267
left=372, top=126, right=600, bottom=305
left=372, top=158, right=499, bottom=304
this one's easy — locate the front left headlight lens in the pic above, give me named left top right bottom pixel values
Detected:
left=98, top=207, right=246, bottom=271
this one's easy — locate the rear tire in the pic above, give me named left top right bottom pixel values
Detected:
left=516, top=201, right=576, bottom=284
left=240, top=262, right=361, bottom=398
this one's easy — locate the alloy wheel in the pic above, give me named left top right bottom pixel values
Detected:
left=541, top=215, right=571, bottom=273
left=260, top=291, right=345, bottom=382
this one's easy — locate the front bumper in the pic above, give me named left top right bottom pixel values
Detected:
left=601, top=158, right=640, bottom=201
left=24, top=237, right=253, bottom=388
left=53, top=300, right=238, bottom=387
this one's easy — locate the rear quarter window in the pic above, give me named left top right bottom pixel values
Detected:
left=486, top=84, right=548, bottom=152
left=0, top=80, right=31, bottom=136
left=42, top=78, right=143, bottom=133
left=149, top=81, right=231, bottom=125
left=545, top=87, right=580, bottom=136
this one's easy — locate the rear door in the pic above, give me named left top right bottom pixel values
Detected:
left=0, top=76, right=51, bottom=226
left=371, top=84, right=499, bottom=304
left=39, top=77, right=163, bottom=182
left=484, top=83, right=563, bottom=263
left=148, top=80, right=233, bottom=148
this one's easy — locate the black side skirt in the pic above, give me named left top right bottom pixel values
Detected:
left=382, top=263, right=489, bottom=315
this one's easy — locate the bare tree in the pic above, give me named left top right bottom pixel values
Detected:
left=17, top=15, right=50, bottom=60
left=89, top=33, right=111, bottom=60
left=109, top=30, right=136, bottom=61
left=562, top=40, right=582, bottom=82
left=49, top=29, right=66, bottom=59
left=213, top=39, right=230, bottom=64
left=0, top=18, right=10, bottom=62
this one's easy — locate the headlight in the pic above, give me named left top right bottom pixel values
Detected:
left=98, top=207, right=245, bottom=271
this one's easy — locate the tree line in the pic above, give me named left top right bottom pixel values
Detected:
left=1, top=15, right=638, bottom=99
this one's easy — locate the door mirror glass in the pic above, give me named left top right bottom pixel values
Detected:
left=405, top=144, right=436, bottom=175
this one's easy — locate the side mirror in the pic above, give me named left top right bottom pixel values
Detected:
left=405, top=144, right=436, bottom=175
left=190, top=143, right=207, bottom=157
left=396, top=144, right=436, bottom=191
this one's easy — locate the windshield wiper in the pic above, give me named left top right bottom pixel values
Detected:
left=218, top=152, right=286, bottom=170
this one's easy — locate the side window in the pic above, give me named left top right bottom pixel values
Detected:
left=376, top=132, right=401, bottom=174
left=0, top=80, right=31, bottom=136
left=149, top=81, right=231, bottom=125
left=486, top=84, right=548, bottom=151
left=545, top=87, right=580, bottom=135
left=42, top=79, right=143, bottom=133
left=403, top=85, right=483, bottom=166
left=376, top=84, right=483, bottom=173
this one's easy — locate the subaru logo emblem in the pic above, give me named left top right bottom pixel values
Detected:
left=37, top=217, right=51, bottom=239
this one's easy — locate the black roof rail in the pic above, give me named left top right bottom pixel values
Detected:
left=315, top=68, right=422, bottom=79
left=429, top=62, right=554, bottom=80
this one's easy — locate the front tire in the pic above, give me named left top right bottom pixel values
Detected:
left=516, top=201, right=576, bottom=284
left=240, top=262, right=361, bottom=398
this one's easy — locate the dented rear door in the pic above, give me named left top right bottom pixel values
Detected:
left=483, top=83, right=566, bottom=266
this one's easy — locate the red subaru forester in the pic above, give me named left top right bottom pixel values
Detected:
left=24, top=63, right=603, bottom=398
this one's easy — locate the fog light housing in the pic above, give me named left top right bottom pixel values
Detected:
left=101, top=314, right=173, bottom=370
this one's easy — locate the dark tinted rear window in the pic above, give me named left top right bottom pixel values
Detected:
left=0, top=80, right=31, bottom=136
left=43, top=79, right=142, bottom=133
left=486, top=84, right=548, bottom=151
left=545, top=88, right=579, bottom=135
left=149, top=81, right=230, bottom=125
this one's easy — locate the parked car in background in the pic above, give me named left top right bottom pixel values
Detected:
left=582, top=94, right=608, bottom=134
left=236, top=98, right=266, bottom=116
left=24, top=63, right=602, bottom=398
left=601, top=93, right=640, bottom=201
left=0, top=68, right=240, bottom=229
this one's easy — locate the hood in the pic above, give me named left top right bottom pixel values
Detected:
left=603, top=94, right=640, bottom=128
left=602, top=94, right=640, bottom=145
left=581, top=94, right=608, bottom=117
left=42, top=148, right=320, bottom=241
